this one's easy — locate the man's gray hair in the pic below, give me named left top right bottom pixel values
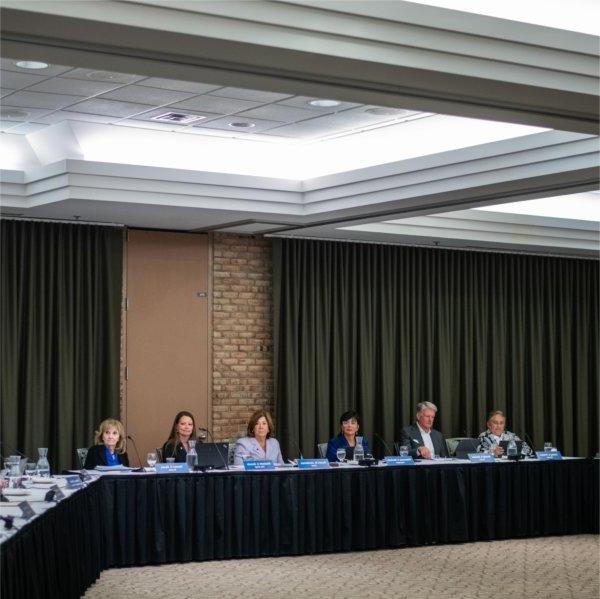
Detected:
left=416, top=401, right=438, bottom=414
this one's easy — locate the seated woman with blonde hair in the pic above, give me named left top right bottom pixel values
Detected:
left=84, top=418, right=129, bottom=469
left=234, top=410, right=284, bottom=465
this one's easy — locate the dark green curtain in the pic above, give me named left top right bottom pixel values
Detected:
left=1, top=220, right=123, bottom=471
left=273, top=238, right=598, bottom=459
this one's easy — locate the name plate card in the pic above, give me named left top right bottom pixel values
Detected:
left=468, top=453, right=495, bottom=463
left=155, top=462, right=190, bottom=474
left=64, top=475, right=84, bottom=490
left=49, top=484, right=66, bottom=501
left=243, top=460, right=275, bottom=471
left=385, top=456, right=415, bottom=466
left=536, top=451, right=563, bottom=461
left=298, top=459, right=330, bottom=470
left=18, top=501, right=35, bottom=520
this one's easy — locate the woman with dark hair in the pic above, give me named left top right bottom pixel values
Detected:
left=162, top=411, right=197, bottom=463
left=84, top=418, right=130, bottom=469
left=326, top=410, right=371, bottom=462
left=233, top=410, right=284, bottom=465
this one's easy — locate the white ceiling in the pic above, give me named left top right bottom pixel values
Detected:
left=0, top=58, right=426, bottom=141
left=0, top=0, right=598, bottom=258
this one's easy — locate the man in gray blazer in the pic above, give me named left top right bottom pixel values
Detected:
left=399, top=402, right=449, bottom=459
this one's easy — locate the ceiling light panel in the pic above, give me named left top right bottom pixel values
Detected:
left=0, top=58, right=71, bottom=77
left=98, top=84, right=196, bottom=105
left=277, top=96, right=358, bottom=112
left=474, top=194, right=600, bottom=222
left=67, top=98, right=155, bottom=118
left=194, top=115, right=281, bottom=133
left=14, top=61, right=49, bottom=70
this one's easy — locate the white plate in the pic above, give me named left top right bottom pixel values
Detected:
left=31, top=477, right=54, bottom=485
left=2, top=489, right=30, bottom=496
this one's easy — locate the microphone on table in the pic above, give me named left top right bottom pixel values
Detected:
left=125, top=436, right=145, bottom=472
left=522, top=432, right=537, bottom=458
left=198, top=428, right=229, bottom=470
left=372, top=432, right=394, bottom=458
left=288, top=434, right=303, bottom=461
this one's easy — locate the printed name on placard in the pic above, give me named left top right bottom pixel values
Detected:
left=243, top=460, right=275, bottom=471
left=298, top=459, right=330, bottom=469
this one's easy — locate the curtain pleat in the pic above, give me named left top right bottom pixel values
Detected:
left=1, top=220, right=123, bottom=471
left=273, top=239, right=598, bottom=458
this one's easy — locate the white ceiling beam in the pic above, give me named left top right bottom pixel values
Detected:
left=1, top=0, right=598, bottom=133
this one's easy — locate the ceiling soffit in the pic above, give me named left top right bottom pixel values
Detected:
left=1, top=0, right=598, bottom=133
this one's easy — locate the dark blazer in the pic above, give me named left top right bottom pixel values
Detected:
left=399, top=424, right=449, bottom=458
left=326, top=434, right=372, bottom=462
left=162, top=441, right=189, bottom=463
left=83, top=444, right=129, bottom=469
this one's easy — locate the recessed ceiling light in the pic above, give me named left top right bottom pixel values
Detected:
left=308, top=99, right=341, bottom=107
left=365, top=107, right=410, bottom=116
left=0, top=108, right=29, bottom=119
left=228, top=121, right=255, bottom=128
left=14, top=60, right=49, bottom=70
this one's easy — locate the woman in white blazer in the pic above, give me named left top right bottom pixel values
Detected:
left=234, top=410, right=284, bottom=465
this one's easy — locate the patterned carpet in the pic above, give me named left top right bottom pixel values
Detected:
left=84, top=535, right=599, bottom=599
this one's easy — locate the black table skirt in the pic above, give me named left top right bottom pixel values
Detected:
left=2, top=460, right=598, bottom=599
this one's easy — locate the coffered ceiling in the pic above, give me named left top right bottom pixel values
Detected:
left=0, top=0, right=598, bottom=257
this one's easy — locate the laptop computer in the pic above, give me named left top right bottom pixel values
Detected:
left=196, top=442, right=229, bottom=469
left=454, top=438, right=480, bottom=459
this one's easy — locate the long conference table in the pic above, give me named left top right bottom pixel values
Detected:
left=2, top=458, right=598, bottom=599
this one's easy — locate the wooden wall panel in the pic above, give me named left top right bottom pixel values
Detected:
left=124, top=229, right=209, bottom=465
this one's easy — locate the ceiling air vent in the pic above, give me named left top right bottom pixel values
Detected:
left=151, top=112, right=206, bottom=124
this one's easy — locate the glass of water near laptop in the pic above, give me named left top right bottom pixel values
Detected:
left=398, top=445, right=409, bottom=457
left=146, top=452, right=157, bottom=468
left=336, top=448, right=346, bottom=463
left=544, top=441, right=553, bottom=453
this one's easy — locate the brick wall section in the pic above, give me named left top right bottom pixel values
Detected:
left=211, top=233, right=274, bottom=441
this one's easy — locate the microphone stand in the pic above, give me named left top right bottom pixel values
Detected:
left=198, top=428, right=229, bottom=470
left=372, top=432, right=394, bottom=458
left=126, top=436, right=146, bottom=472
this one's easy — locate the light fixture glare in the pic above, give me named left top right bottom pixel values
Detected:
left=14, top=60, right=49, bottom=70
left=308, top=99, right=341, bottom=107
left=228, top=122, right=255, bottom=128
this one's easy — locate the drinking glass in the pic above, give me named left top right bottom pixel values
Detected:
left=146, top=452, right=157, bottom=468
left=22, top=462, right=37, bottom=487
left=336, top=448, right=346, bottom=463
left=166, top=457, right=175, bottom=463
left=399, top=445, right=409, bottom=457
left=543, top=442, right=553, bottom=453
